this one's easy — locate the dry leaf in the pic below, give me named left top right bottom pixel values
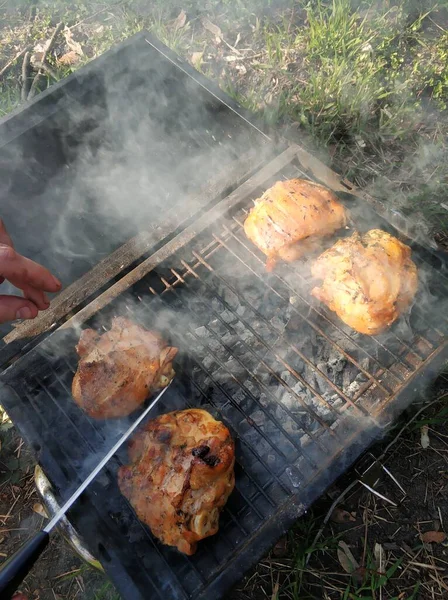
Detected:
left=30, top=51, right=44, bottom=66
left=191, top=51, right=204, bottom=70
left=202, top=17, right=222, bottom=39
left=421, top=530, right=446, bottom=544
left=33, top=502, right=48, bottom=518
left=63, top=26, right=84, bottom=56
left=272, top=536, right=288, bottom=558
left=57, top=51, right=80, bottom=66
left=331, top=507, right=356, bottom=524
left=420, top=424, right=430, bottom=449
left=337, top=541, right=359, bottom=574
left=173, top=9, right=187, bottom=30
left=235, top=64, right=247, bottom=75
left=33, top=40, right=49, bottom=55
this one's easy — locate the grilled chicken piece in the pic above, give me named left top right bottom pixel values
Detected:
left=118, top=409, right=235, bottom=555
left=72, top=317, right=177, bottom=419
left=244, top=178, right=347, bottom=270
left=311, top=229, right=418, bottom=335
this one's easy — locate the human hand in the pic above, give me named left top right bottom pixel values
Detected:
left=0, top=219, right=61, bottom=324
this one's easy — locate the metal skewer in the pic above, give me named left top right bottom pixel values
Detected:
left=0, top=384, right=171, bottom=599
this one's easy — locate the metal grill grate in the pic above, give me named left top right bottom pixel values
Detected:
left=1, top=154, right=447, bottom=600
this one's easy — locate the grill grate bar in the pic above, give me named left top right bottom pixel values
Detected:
left=229, top=217, right=431, bottom=374
left=184, top=377, right=275, bottom=521
left=36, top=376, right=104, bottom=454
left=174, top=260, right=342, bottom=421
left=225, top=218, right=436, bottom=384
left=146, top=288, right=327, bottom=463
left=52, top=368, right=108, bottom=443
left=116, top=496, right=200, bottom=598
left=128, top=301, right=294, bottom=497
left=119, top=493, right=206, bottom=592
left=37, top=376, right=204, bottom=593
left=213, top=226, right=393, bottom=395
left=228, top=219, right=416, bottom=376
left=165, top=267, right=343, bottom=441
left=182, top=254, right=367, bottom=416
left=281, top=167, right=446, bottom=351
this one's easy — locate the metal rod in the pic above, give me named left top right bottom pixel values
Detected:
left=170, top=264, right=338, bottom=432
left=144, top=38, right=271, bottom=142
left=229, top=218, right=408, bottom=387
left=216, top=225, right=392, bottom=394
left=184, top=253, right=365, bottom=415
left=44, top=384, right=171, bottom=533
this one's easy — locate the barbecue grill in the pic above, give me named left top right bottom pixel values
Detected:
left=0, top=31, right=447, bottom=600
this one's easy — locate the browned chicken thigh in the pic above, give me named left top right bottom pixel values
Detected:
left=118, top=409, right=235, bottom=555
left=72, top=317, right=177, bottom=419
left=311, top=229, right=418, bottom=335
left=244, top=178, right=347, bottom=270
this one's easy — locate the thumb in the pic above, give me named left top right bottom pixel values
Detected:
left=0, top=295, right=38, bottom=324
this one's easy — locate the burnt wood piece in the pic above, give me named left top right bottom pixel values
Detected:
left=3, top=147, right=267, bottom=345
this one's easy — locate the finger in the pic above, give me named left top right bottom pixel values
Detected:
left=21, top=284, right=50, bottom=311
left=0, top=245, right=61, bottom=292
left=0, top=296, right=39, bottom=324
left=0, top=219, right=14, bottom=248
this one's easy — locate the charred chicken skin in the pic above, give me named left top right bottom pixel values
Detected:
left=311, top=229, right=418, bottom=335
left=72, top=317, right=177, bottom=419
left=118, top=409, right=235, bottom=555
left=243, top=178, right=347, bottom=270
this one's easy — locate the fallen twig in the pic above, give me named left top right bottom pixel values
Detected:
left=33, top=60, right=58, bottom=80
left=0, top=48, right=29, bottom=80
left=28, top=21, right=63, bottom=100
left=21, top=51, right=31, bottom=102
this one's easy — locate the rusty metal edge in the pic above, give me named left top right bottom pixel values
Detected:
left=2, top=145, right=270, bottom=346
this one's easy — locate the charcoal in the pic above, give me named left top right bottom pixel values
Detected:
left=285, top=466, right=301, bottom=488
left=221, top=309, right=237, bottom=324
left=360, top=357, right=370, bottom=371
left=355, top=371, right=368, bottom=384
left=342, top=367, right=353, bottom=391
left=280, top=370, right=296, bottom=387
left=292, top=377, right=305, bottom=391
left=258, top=392, right=269, bottom=408
left=323, top=392, right=343, bottom=409
left=304, top=364, right=318, bottom=391
left=241, top=380, right=256, bottom=397
left=211, top=297, right=222, bottom=312
left=208, top=338, right=222, bottom=352
left=345, top=381, right=360, bottom=397
left=328, top=355, right=347, bottom=374
left=232, top=389, right=246, bottom=404
left=270, top=314, right=288, bottom=331
left=202, top=356, right=215, bottom=371
left=221, top=331, right=237, bottom=346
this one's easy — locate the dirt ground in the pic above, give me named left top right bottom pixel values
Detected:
left=1, top=376, right=447, bottom=600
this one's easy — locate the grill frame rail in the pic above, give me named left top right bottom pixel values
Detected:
left=0, top=145, right=447, bottom=599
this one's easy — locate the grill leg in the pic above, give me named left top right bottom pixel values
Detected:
left=34, top=465, right=103, bottom=572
